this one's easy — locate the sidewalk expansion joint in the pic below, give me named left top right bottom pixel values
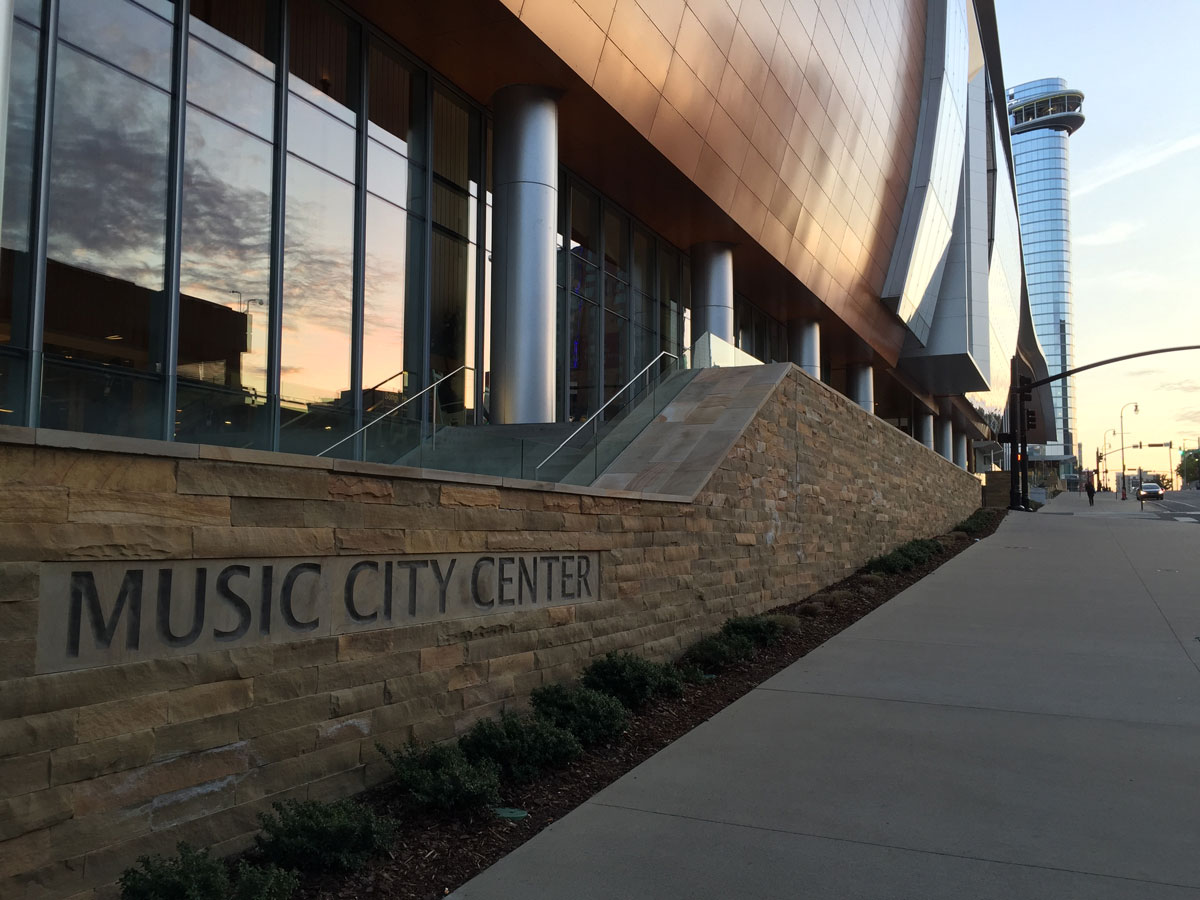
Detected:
left=588, top=801, right=1200, bottom=892
left=752, top=686, right=1200, bottom=731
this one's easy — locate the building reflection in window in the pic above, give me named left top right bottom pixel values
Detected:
left=279, top=0, right=357, bottom=456
left=41, top=0, right=174, bottom=438
left=176, top=0, right=276, bottom=449
left=362, top=37, right=425, bottom=461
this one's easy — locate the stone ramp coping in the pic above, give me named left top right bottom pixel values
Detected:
left=591, top=363, right=792, bottom=499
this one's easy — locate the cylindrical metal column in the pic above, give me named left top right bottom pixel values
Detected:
left=935, top=416, right=953, bottom=460
left=953, top=431, right=968, bottom=469
left=689, top=242, right=734, bottom=343
left=917, top=412, right=935, bottom=449
left=490, top=85, right=558, bottom=424
left=788, top=319, right=820, bottom=379
left=849, top=364, right=874, bottom=413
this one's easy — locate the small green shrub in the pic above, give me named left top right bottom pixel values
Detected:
left=255, top=798, right=396, bottom=874
left=864, top=551, right=909, bottom=574
left=230, top=862, right=299, bottom=900
left=797, top=601, right=824, bottom=617
left=820, top=590, right=853, bottom=609
left=119, top=844, right=297, bottom=900
left=581, top=652, right=684, bottom=711
left=680, top=634, right=754, bottom=673
left=120, top=844, right=228, bottom=900
left=379, top=741, right=501, bottom=812
left=720, top=615, right=784, bottom=647
left=459, top=711, right=582, bottom=783
left=896, top=538, right=942, bottom=566
left=763, top=613, right=801, bottom=632
left=954, top=508, right=996, bottom=535
left=530, top=683, right=630, bottom=747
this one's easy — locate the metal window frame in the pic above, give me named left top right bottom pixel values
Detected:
left=160, top=0, right=190, bottom=441
left=23, top=0, right=59, bottom=427
left=266, top=0, right=288, bottom=450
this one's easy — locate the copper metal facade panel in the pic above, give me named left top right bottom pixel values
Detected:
left=499, top=1, right=926, bottom=336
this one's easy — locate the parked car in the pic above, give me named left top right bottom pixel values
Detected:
left=1137, top=483, right=1164, bottom=501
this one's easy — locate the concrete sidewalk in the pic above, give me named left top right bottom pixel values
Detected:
left=452, top=502, right=1200, bottom=899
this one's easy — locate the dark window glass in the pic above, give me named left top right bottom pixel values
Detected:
left=176, top=1, right=276, bottom=449
left=567, top=295, right=597, bottom=421
left=428, top=88, right=479, bottom=423
left=0, top=2, right=42, bottom=423
left=602, top=207, right=627, bottom=316
left=658, top=245, right=679, bottom=356
left=40, top=0, right=175, bottom=437
left=602, top=308, right=626, bottom=409
left=279, top=1, right=358, bottom=455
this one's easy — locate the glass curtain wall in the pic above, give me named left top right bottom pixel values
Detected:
left=361, top=36, right=426, bottom=459
left=560, top=174, right=687, bottom=424
left=1, top=0, right=693, bottom=453
left=428, top=88, right=480, bottom=427
left=734, top=297, right=786, bottom=363
left=176, top=0, right=276, bottom=448
left=41, top=0, right=176, bottom=437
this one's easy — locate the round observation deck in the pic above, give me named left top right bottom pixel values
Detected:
left=1008, top=87, right=1085, bottom=135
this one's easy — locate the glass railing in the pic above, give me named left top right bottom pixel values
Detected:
left=318, top=366, right=472, bottom=464
left=534, top=351, right=695, bottom=485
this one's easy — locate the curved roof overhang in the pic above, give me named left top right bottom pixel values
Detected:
left=1012, top=111, right=1085, bottom=135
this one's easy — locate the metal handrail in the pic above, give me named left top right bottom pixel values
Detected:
left=316, top=366, right=472, bottom=457
left=535, top=351, right=678, bottom=476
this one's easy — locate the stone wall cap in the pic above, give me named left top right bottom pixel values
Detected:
left=34, top=427, right=200, bottom=459
left=200, top=444, right=336, bottom=470
left=0, top=426, right=692, bottom=502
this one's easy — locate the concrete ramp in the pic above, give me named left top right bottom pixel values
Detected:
left=592, top=363, right=791, bottom=497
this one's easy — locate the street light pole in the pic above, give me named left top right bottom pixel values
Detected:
left=1103, top=428, right=1116, bottom=491
left=1119, top=402, right=1138, bottom=499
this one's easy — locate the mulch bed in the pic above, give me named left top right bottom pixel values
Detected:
left=299, top=509, right=1007, bottom=900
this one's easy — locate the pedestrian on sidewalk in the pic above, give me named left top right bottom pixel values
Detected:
left=1086, top=477, right=1095, bottom=506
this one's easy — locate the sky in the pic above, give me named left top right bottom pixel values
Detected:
left=995, top=0, right=1200, bottom=484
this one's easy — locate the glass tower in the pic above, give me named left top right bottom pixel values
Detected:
left=1008, top=78, right=1085, bottom=470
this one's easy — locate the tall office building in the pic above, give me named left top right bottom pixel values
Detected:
left=1008, top=78, right=1085, bottom=473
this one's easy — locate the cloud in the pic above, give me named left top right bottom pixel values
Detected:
left=1178, top=409, right=1200, bottom=427
left=1159, top=380, right=1200, bottom=393
left=1124, top=369, right=1161, bottom=379
left=1075, top=133, right=1200, bottom=197
left=1075, top=221, right=1142, bottom=247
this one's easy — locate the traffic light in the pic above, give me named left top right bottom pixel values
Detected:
left=1024, top=409, right=1037, bottom=430
left=1018, top=376, right=1032, bottom=402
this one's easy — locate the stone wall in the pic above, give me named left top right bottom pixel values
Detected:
left=0, top=367, right=981, bottom=898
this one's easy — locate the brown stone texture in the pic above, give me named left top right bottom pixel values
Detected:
left=0, top=365, right=980, bottom=897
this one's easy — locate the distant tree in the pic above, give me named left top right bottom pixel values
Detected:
left=1177, top=450, right=1200, bottom=486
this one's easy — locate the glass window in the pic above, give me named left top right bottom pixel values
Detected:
left=567, top=292, right=598, bottom=421
left=279, top=0, right=358, bottom=455
left=362, top=39, right=426, bottom=444
left=0, top=1, right=42, bottom=424
left=176, top=0, right=276, bottom=449
left=40, top=0, right=175, bottom=438
left=658, top=245, right=680, bottom=356
left=428, top=87, right=479, bottom=425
